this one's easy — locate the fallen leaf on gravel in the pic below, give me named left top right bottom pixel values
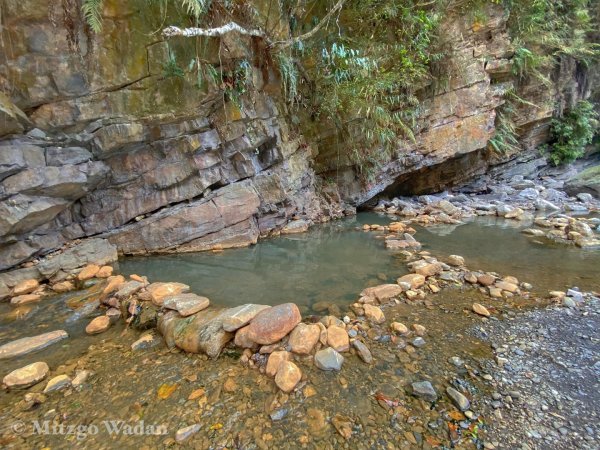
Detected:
left=157, top=383, right=178, bottom=399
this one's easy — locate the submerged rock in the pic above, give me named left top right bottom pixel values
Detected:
left=85, top=316, right=111, bottom=335
left=246, top=303, right=301, bottom=345
left=352, top=340, right=373, bottom=364
left=72, top=370, right=93, bottom=387
left=10, top=294, right=41, bottom=305
left=472, top=303, right=491, bottom=317
left=43, top=374, right=71, bottom=393
left=331, top=414, right=354, bottom=439
left=0, top=330, right=68, bottom=359
left=446, top=386, right=470, bottom=411
left=314, top=347, right=344, bottom=371
left=3, top=362, right=49, bottom=388
left=175, top=424, right=200, bottom=443
left=412, top=381, right=438, bottom=402
left=275, top=361, right=302, bottom=392
left=131, top=333, right=159, bottom=351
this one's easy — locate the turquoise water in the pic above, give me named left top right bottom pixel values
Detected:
left=119, top=213, right=600, bottom=309
left=414, top=215, right=600, bottom=292
left=119, top=215, right=408, bottom=311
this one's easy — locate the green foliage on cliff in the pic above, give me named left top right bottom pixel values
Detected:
left=163, top=51, right=186, bottom=78
left=270, top=0, right=449, bottom=179
left=81, top=0, right=599, bottom=177
left=506, top=0, right=599, bottom=79
left=546, top=101, right=599, bottom=165
left=82, top=0, right=104, bottom=32
left=489, top=0, right=599, bottom=159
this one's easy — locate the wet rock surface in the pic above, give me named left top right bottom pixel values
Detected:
left=0, top=330, right=68, bottom=359
left=221, top=304, right=271, bottom=332
left=3, top=362, right=49, bottom=389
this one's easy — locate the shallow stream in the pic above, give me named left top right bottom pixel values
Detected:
left=0, top=212, right=599, bottom=448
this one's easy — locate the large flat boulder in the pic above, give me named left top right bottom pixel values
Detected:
left=0, top=330, right=68, bottom=359
left=107, top=181, right=260, bottom=254
left=222, top=304, right=271, bottom=332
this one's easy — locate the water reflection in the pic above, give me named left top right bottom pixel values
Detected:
left=120, top=212, right=600, bottom=307
left=120, top=217, right=409, bottom=309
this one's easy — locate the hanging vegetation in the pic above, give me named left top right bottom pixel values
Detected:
left=81, top=0, right=599, bottom=173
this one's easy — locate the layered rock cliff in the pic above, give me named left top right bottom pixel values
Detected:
left=0, top=0, right=347, bottom=272
left=0, top=1, right=596, bottom=273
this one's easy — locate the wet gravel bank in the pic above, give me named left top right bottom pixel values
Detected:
left=474, top=293, right=600, bottom=449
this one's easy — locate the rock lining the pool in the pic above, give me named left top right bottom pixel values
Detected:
left=72, top=241, right=546, bottom=394
left=4, top=218, right=582, bottom=395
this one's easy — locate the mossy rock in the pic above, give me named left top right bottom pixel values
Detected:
left=564, top=165, right=600, bottom=198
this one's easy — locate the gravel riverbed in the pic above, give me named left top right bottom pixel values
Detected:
left=474, top=294, right=600, bottom=449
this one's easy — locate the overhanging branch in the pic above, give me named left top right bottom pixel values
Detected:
left=162, top=0, right=347, bottom=49
left=162, top=22, right=266, bottom=38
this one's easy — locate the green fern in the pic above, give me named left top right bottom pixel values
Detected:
left=276, top=53, right=299, bottom=103
left=163, top=52, right=185, bottom=79
left=82, top=0, right=104, bottom=33
left=180, top=0, right=212, bottom=18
